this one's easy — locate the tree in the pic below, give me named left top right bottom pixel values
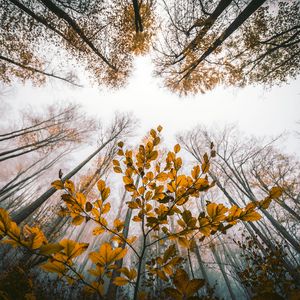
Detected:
left=1, top=0, right=157, bottom=87
left=0, top=127, right=282, bottom=299
left=177, top=125, right=300, bottom=281
left=8, top=113, right=133, bottom=225
left=154, top=0, right=300, bottom=95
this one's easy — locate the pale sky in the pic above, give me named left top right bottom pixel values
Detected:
left=3, top=55, right=300, bottom=156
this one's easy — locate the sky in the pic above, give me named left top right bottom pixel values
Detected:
left=2, top=55, right=300, bottom=156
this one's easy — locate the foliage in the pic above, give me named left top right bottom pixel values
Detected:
left=1, top=1, right=299, bottom=93
left=236, top=235, right=300, bottom=300
left=0, top=127, right=282, bottom=299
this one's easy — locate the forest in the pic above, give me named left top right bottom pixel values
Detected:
left=0, top=0, right=299, bottom=300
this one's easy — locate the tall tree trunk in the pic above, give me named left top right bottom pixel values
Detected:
left=210, top=243, right=237, bottom=300
left=9, top=129, right=124, bottom=225
left=181, top=0, right=267, bottom=79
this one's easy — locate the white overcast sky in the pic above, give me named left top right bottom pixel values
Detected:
left=2, top=55, right=300, bottom=156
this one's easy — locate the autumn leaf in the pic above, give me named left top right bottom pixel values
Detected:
left=65, top=180, right=75, bottom=193
left=113, top=277, right=129, bottom=286
left=92, top=227, right=105, bottom=236
left=269, top=187, right=283, bottom=199
left=59, top=239, right=88, bottom=259
left=186, top=279, right=205, bottom=296
left=41, top=261, right=66, bottom=277
left=72, top=215, right=84, bottom=226
left=89, top=243, right=127, bottom=266
left=240, top=210, right=262, bottom=222
left=51, top=180, right=64, bottom=190
left=39, top=243, right=64, bottom=255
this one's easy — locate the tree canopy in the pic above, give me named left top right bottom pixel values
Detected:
left=1, top=0, right=299, bottom=94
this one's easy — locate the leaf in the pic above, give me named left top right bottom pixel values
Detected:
left=60, top=239, right=88, bottom=259
left=157, top=125, right=163, bottom=132
left=0, top=208, right=11, bottom=234
left=173, top=269, right=189, bottom=292
left=85, top=202, right=93, bottom=212
left=65, top=180, right=75, bottom=193
left=201, top=162, right=210, bottom=173
left=128, top=201, right=139, bottom=209
left=23, top=226, right=47, bottom=249
left=97, top=180, right=105, bottom=192
left=241, top=211, right=262, bottom=222
left=113, top=219, right=124, bottom=231
left=133, top=216, right=142, bottom=222
left=186, top=279, right=205, bottom=296
left=163, top=244, right=176, bottom=262
left=39, top=243, right=64, bottom=255
left=117, top=141, right=124, bottom=148
left=260, top=197, right=272, bottom=209
left=123, top=176, right=133, bottom=185
left=174, top=144, right=181, bottom=153
left=191, top=165, right=200, bottom=179
left=41, top=261, right=66, bottom=276
left=156, top=172, right=168, bottom=182
left=90, top=243, right=127, bottom=266
left=113, top=166, right=122, bottom=173
left=76, top=192, right=86, bottom=207
left=113, top=277, right=129, bottom=286
left=101, top=187, right=110, bottom=201
left=178, top=236, right=189, bottom=248
left=269, top=187, right=283, bottom=199
left=51, top=180, right=64, bottom=190
left=164, top=287, right=182, bottom=300
left=72, top=215, right=84, bottom=225
left=93, top=227, right=105, bottom=236
left=101, top=203, right=111, bottom=214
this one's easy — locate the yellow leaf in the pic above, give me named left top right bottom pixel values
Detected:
left=51, top=180, right=64, bottom=190
left=269, top=187, right=283, bottom=199
left=97, top=180, right=105, bottom=192
left=23, top=226, right=47, bottom=249
left=191, top=165, right=200, bottom=179
left=260, top=197, right=272, bottom=209
left=101, top=203, right=111, bottom=214
left=72, top=215, right=84, bottom=225
left=113, top=277, right=129, bottom=286
left=150, top=129, right=157, bottom=138
left=149, top=150, right=158, bottom=161
left=41, top=261, right=66, bottom=276
left=76, top=193, right=86, bottom=207
left=60, top=239, right=88, bottom=259
left=92, top=227, right=105, bottom=236
left=185, top=279, right=205, bottom=297
left=133, top=216, right=142, bottom=222
left=101, top=187, right=110, bottom=201
left=128, top=201, right=139, bottom=209
left=113, top=219, right=124, bottom=231
left=178, top=237, right=189, bottom=248
left=173, top=269, right=189, bottom=291
left=39, top=243, right=64, bottom=255
left=113, top=166, right=122, bottom=173
left=156, top=172, right=168, bottom=182
left=65, top=180, right=75, bottom=193
left=241, top=211, right=262, bottom=222
left=157, top=125, right=163, bottom=132
left=174, top=144, right=181, bottom=153
left=113, top=159, right=120, bottom=166
left=153, top=136, right=160, bottom=146
left=90, top=243, right=127, bottom=266
left=201, top=162, right=210, bottom=173
left=123, top=176, right=133, bottom=185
